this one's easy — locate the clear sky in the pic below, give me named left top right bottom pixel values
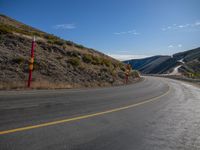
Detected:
left=0, top=0, right=200, bottom=60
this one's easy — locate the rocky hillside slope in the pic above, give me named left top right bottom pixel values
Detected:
left=124, top=47, right=200, bottom=79
left=0, top=14, right=139, bottom=89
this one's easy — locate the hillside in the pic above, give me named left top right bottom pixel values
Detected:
left=0, top=14, right=139, bottom=89
left=124, top=47, right=200, bottom=79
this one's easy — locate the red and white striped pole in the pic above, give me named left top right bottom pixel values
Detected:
left=125, top=63, right=131, bottom=84
left=27, top=36, right=35, bottom=88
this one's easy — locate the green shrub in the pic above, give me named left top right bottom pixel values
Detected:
left=75, top=44, right=85, bottom=49
left=0, top=26, right=11, bottom=34
left=56, top=56, right=63, bottom=60
left=12, top=57, right=25, bottom=64
left=0, top=23, right=33, bottom=36
left=131, top=70, right=140, bottom=78
left=120, top=67, right=126, bottom=72
left=0, top=23, right=43, bottom=37
left=66, top=41, right=74, bottom=46
left=101, top=58, right=111, bottom=67
left=45, top=35, right=65, bottom=46
left=44, top=34, right=66, bottom=46
left=193, top=73, right=200, bottom=77
left=31, top=31, right=43, bottom=37
left=0, top=24, right=13, bottom=34
left=82, top=54, right=103, bottom=65
left=83, top=54, right=93, bottom=63
left=33, top=58, right=40, bottom=70
left=92, top=56, right=101, bottom=65
left=47, top=40, right=54, bottom=44
left=68, top=57, right=81, bottom=66
left=53, top=40, right=65, bottom=46
left=100, top=67, right=108, bottom=72
left=62, top=45, right=66, bottom=49
left=66, top=51, right=80, bottom=57
left=44, top=34, right=57, bottom=40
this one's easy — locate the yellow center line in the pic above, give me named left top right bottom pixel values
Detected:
left=0, top=84, right=170, bottom=135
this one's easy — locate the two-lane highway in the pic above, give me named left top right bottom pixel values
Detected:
left=0, top=77, right=200, bottom=150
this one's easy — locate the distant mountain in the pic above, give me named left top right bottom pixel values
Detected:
left=124, top=47, right=200, bottom=78
left=0, top=14, right=139, bottom=89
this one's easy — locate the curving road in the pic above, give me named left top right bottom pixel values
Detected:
left=0, top=76, right=200, bottom=150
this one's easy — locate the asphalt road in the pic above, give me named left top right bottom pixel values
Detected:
left=0, top=76, right=200, bottom=150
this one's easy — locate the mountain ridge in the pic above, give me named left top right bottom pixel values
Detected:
left=124, top=47, right=200, bottom=78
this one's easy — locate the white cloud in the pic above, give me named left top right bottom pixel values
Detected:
left=178, top=44, right=182, bottom=48
left=114, top=30, right=140, bottom=35
left=168, top=44, right=183, bottom=49
left=168, top=45, right=174, bottom=48
left=53, top=24, right=76, bottom=29
left=118, top=50, right=130, bottom=53
left=178, top=25, right=184, bottom=28
left=107, top=54, right=150, bottom=61
left=194, top=21, right=200, bottom=26
left=162, top=21, right=200, bottom=32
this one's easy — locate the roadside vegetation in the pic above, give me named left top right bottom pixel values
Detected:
left=0, top=14, right=141, bottom=90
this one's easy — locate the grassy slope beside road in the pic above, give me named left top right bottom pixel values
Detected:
left=0, top=14, right=140, bottom=89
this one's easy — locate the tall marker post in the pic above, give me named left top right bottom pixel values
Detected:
left=28, top=36, right=35, bottom=88
left=125, top=63, right=131, bottom=84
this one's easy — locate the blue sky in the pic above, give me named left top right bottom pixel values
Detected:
left=0, top=0, right=200, bottom=60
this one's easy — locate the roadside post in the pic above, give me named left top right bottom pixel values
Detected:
left=125, top=64, right=131, bottom=84
left=27, top=36, right=36, bottom=88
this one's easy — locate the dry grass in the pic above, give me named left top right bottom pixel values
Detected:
left=0, top=81, right=73, bottom=90
left=0, top=80, right=117, bottom=90
left=31, top=81, right=73, bottom=89
left=0, top=81, right=25, bottom=90
left=0, top=76, right=142, bottom=90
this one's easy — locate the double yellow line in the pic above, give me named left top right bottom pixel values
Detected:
left=0, top=84, right=170, bottom=135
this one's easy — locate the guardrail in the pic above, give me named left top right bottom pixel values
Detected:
left=143, top=74, right=200, bottom=84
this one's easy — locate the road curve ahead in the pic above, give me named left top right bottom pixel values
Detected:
left=0, top=77, right=200, bottom=150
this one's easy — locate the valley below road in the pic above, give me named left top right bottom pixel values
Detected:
left=0, top=76, right=200, bottom=150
